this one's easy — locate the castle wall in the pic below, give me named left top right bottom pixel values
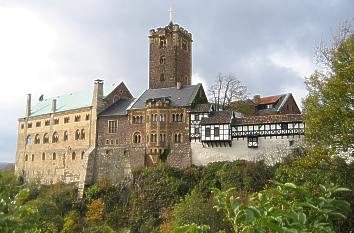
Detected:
left=191, top=135, right=304, bottom=166
left=15, top=107, right=94, bottom=184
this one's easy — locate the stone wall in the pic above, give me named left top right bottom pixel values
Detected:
left=15, top=107, right=94, bottom=184
left=191, top=135, right=304, bottom=166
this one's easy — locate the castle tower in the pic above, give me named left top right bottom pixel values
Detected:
left=148, top=20, right=193, bottom=89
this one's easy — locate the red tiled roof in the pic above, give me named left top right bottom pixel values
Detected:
left=232, top=114, right=303, bottom=125
left=257, top=95, right=282, bottom=105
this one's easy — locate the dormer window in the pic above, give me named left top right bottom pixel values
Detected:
left=266, top=104, right=273, bottom=109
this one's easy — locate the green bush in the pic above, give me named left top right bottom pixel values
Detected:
left=172, top=188, right=227, bottom=232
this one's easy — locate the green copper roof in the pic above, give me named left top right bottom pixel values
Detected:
left=30, top=91, right=93, bottom=117
left=29, top=82, right=121, bottom=117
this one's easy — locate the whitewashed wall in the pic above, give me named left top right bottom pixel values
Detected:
left=191, top=135, right=304, bottom=166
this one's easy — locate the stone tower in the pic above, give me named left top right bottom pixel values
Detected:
left=148, top=22, right=193, bottom=89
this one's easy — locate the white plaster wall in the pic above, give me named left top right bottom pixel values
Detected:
left=192, top=135, right=304, bottom=166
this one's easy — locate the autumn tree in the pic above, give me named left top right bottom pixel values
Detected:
left=208, top=73, right=248, bottom=111
left=303, top=23, right=354, bottom=154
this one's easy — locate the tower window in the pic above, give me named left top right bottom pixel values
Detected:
left=160, top=73, right=165, bottom=81
left=45, top=120, right=50, bottom=126
left=182, top=40, right=187, bottom=50
left=160, top=56, right=166, bottom=64
left=159, top=38, right=166, bottom=48
left=64, top=117, right=70, bottom=123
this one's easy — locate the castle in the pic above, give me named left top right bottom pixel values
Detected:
left=15, top=19, right=305, bottom=192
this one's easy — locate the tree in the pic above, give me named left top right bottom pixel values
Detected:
left=208, top=73, right=248, bottom=111
left=303, top=23, right=354, bottom=154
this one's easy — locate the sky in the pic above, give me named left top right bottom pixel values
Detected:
left=0, top=0, right=353, bottom=162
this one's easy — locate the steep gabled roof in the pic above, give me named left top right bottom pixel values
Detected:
left=99, top=98, right=135, bottom=116
left=200, top=111, right=233, bottom=125
left=257, top=95, right=282, bottom=105
left=129, top=84, right=203, bottom=109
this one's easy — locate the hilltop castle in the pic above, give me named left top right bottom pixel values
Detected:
left=15, top=20, right=304, bottom=193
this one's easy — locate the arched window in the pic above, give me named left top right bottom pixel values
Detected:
left=160, top=55, right=166, bottom=64
left=34, top=134, right=40, bottom=144
left=133, top=132, right=141, bottom=143
left=81, top=151, right=85, bottom=160
left=160, top=73, right=165, bottom=81
left=25, top=154, right=28, bottom=161
left=63, top=131, right=68, bottom=141
left=52, top=152, right=56, bottom=160
left=75, top=129, right=80, bottom=140
left=81, top=129, right=85, bottom=139
left=42, top=153, right=45, bottom=160
left=159, top=37, right=166, bottom=48
left=52, top=132, right=59, bottom=143
left=43, top=133, right=49, bottom=144
left=72, top=152, right=76, bottom=160
left=26, top=135, right=32, bottom=145
left=172, top=114, right=175, bottom=122
left=174, top=133, right=182, bottom=143
left=31, top=154, right=34, bottom=161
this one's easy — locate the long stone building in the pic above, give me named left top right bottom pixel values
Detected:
left=15, top=20, right=304, bottom=190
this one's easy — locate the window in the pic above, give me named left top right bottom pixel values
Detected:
left=133, top=132, right=141, bottom=143
left=52, top=152, right=56, bottom=160
left=54, top=118, right=59, bottom=125
left=26, top=135, right=32, bottom=145
left=45, top=120, right=50, bottom=126
left=42, top=153, right=45, bottom=160
left=172, top=113, right=183, bottom=122
left=133, top=116, right=143, bottom=124
left=195, top=114, right=199, bottom=121
left=111, top=139, right=114, bottom=145
left=182, top=40, right=187, bottom=50
left=52, top=132, right=59, bottom=143
left=28, top=123, right=32, bottom=128
left=214, top=127, right=220, bottom=137
left=289, top=140, right=294, bottom=146
left=174, top=133, right=182, bottom=143
left=248, top=137, right=258, bottom=148
left=85, top=114, right=90, bottom=121
left=21, top=124, right=24, bottom=129
left=72, top=152, right=76, bottom=160
left=81, top=151, right=85, bottom=160
left=43, top=133, right=49, bottom=144
left=63, top=131, right=68, bottom=141
left=160, top=133, right=166, bottom=143
left=160, top=114, right=166, bottom=122
left=160, top=56, right=166, bottom=64
left=115, top=139, right=118, bottom=144
left=108, top=120, right=118, bottom=133
left=74, top=115, right=81, bottom=122
left=25, top=154, right=28, bottom=161
left=195, top=127, right=200, bottom=134
left=31, top=154, right=34, bottom=161
left=159, top=38, right=166, bottom=48
left=75, top=129, right=80, bottom=140
left=34, top=134, right=40, bottom=144
left=281, top=123, right=288, bottom=130
left=81, top=129, right=85, bottom=139
left=266, top=104, right=273, bottom=109
left=36, top=121, right=41, bottom=127
left=64, top=117, right=70, bottom=123
left=106, top=139, right=109, bottom=145
left=160, top=73, right=165, bottom=81
left=151, top=133, right=157, bottom=143
left=152, top=114, right=158, bottom=122
left=205, top=128, right=211, bottom=137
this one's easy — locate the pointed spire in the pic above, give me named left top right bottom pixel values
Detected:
left=168, top=7, right=174, bottom=24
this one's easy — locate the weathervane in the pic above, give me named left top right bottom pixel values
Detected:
left=168, top=7, right=174, bottom=23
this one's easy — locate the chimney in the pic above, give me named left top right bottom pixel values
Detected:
left=176, top=81, right=182, bottom=90
left=25, top=94, right=31, bottom=117
left=52, top=99, right=57, bottom=112
left=253, top=95, right=261, bottom=104
left=92, top=79, right=104, bottom=113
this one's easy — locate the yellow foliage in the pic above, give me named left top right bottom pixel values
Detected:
left=85, top=198, right=104, bottom=222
